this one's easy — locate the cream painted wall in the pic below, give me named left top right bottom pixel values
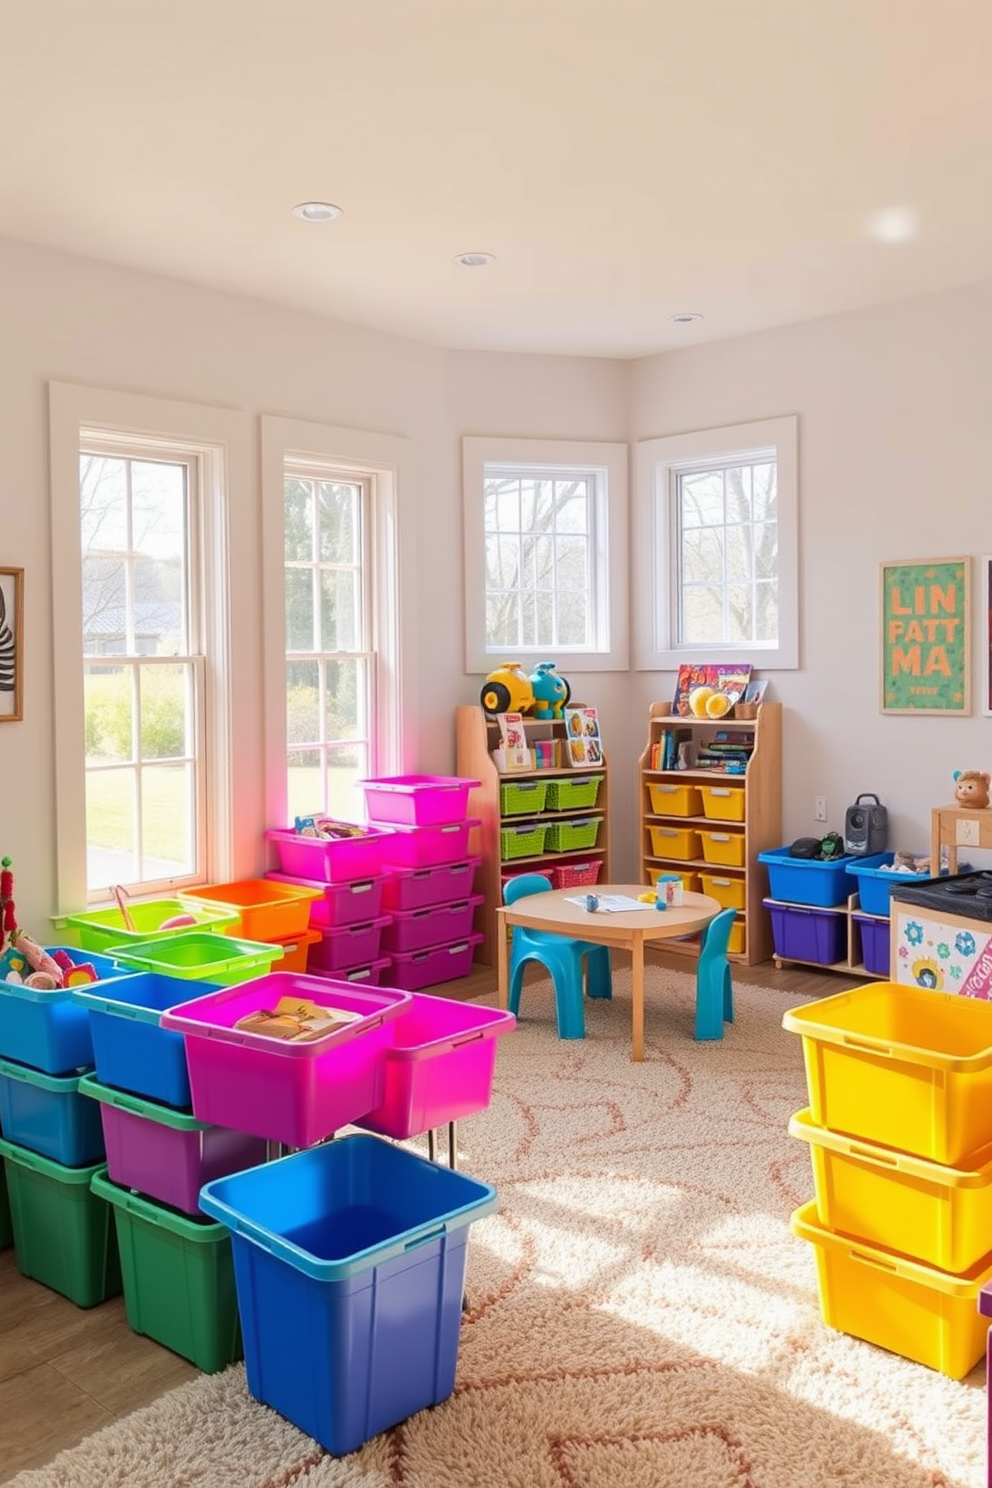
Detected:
left=630, top=279, right=992, bottom=861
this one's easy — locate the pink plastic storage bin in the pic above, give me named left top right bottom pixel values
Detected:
left=78, top=1073, right=266, bottom=1216
left=373, top=820, right=479, bottom=871
left=266, top=871, right=386, bottom=929
left=357, top=993, right=515, bottom=1139
left=385, top=934, right=483, bottom=991
left=160, top=974, right=412, bottom=1148
left=382, top=896, right=483, bottom=956
left=306, top=917, right=391, bottom=975
left=308, top=957, right=391, bottom=987
left=265, top=826, right=390, bottom=883
left=380, top=858, right=480, bottom=914
left=358, top=775, right=480, bottom=828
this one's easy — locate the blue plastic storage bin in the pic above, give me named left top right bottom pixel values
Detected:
left=847, top=853, right=941, bottom=917
left=200, top=1134, right=497, bottom=1455
left=0, top=1058, right=105, bottom=1166
left=0, top=948, right=133, bottom=1074
left=72, top=973, right=221, bottom=1108
left=758, top=848, right=889, bottom=908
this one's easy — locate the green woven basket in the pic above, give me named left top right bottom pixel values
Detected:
left=500, top=822, right=549, bottom=860
left=544, top=817, right=602, bottom=853
left=499, top=779, right=549, bottom=817
left=544, top=775, right=604, bottom=812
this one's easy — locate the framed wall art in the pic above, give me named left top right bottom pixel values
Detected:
left=879, top=556, right=970, bottom=715
left=984, top=555, right=992, bottom=717
left=0, top=567, right=23, bottom=723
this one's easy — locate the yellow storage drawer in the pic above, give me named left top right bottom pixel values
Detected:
left=698, top=784, right=746, bottom=822
left=698, top=830, right=746, bottom=868
left=699, top=872, right=746, bottom=910
left=648, top=782, right=702, bottom=817
left=791, top=1200, right=992, bottom=1379
left=728, top=916, right=745, bottom=955
left=789, top=1108, right=992, bottom=1274
left=782, top=983, right=992, bottom=1167
left=648, top=826, right=701, bottom=862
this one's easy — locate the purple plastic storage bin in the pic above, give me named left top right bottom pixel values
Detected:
left=160, top=974, right=411, bottom=1147
left=381, top=896, right=483, bottom=956
left=357, top=993, right=515, bottom=1139
left=373, top=820, right=479, bottom=871
left=384, top=933, right=483, bottom=991
left=358, top=775, right=480, bottom=828
left=306, top=916, right=391, bottom=975
left=265, top=872, right=386, bottom=929
left=381, top=858, right=481, bottom=914
left=79, top=1073, right=266, bottom=1215
left=764, top=899, right=846, bottom=966
left=308, top=957, right=391, bottom=987
left=853, top=912, right=891, bottom=977
left=265, top=826, right=391, bottom=884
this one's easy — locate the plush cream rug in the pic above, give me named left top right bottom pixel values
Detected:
left=10, top=969, right=988, bottom=1488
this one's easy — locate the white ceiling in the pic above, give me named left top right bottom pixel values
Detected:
left=1, top=0, right=989, bottom=359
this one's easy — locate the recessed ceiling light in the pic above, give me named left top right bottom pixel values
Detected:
left=292, top=201, right=343, bottom=222
left=670, top=312, right=703, bottom=324
left=454, top=251, right=496, bottom=268
left=866, top=207, right=918, bottom=243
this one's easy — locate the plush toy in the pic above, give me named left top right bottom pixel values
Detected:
left=953, top=771, right=991, bottom=810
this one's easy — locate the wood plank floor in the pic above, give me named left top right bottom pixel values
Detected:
left=0, top=953, right=846, bottom=1481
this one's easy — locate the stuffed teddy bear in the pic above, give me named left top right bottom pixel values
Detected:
left=953, top=770, right=991, bottom=809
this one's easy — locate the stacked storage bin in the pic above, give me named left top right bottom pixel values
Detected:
left=758, top=847, right=889, bottom=968
left=265, top=822, right=396, bottom=985
left=359, top=776, right=484, bottom=989
left=65, top=932, right=284, bottom=1367
left=784, top=982, right=992, bottom=1378
left=0, top=946, right=130, bottom=1307
left=178, top=877, right=324, bottom=973
left=540, top=773, right=606, bottom=887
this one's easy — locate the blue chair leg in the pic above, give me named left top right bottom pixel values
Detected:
left=723, top=966, right=734, bottom=1024
left=694, top=962, right=727, bottom=1041
left=508, top=957, right=527, bottom=1017
left=585, top=945, right=613, bottom=1000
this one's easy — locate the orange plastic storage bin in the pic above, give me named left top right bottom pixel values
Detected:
left=180, top=880, right=321, bottom=942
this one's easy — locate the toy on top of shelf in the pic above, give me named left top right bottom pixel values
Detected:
left=528, top=662, right=571, bottom=719
left=480, top=663, right=536, bottom=716
left=954, top=771, right=990, bottom=809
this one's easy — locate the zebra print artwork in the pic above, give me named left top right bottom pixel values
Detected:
left=0, top=569, right=21, bottom=719
left=0, top=584, right=14, bottom=692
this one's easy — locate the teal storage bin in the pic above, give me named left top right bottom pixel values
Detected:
left=93, top=1171, right=241, bottom=1372
left=0, top=1138, right=120, bottom=1306
left=0, top=946, right=134, bottom=1074
left=0, top=1058, right=105, bottom=1166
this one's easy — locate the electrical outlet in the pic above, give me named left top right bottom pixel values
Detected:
left=814, top=797, right=828, bottom=822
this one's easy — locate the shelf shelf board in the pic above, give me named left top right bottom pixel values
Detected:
left=643, top=768, right=750, bottom=783
left=644, top=813, right=743, bottom=829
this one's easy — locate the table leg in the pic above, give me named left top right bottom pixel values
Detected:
left=497, top=912, right=509, bottom=1011
left=632, top=936, right=645, bottom=1062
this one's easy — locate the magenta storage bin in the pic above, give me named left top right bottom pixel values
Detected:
left=265, top=826, right=391, bottom=884
left=308, top=957, right=391, bottom=987
left=385, top=934, right=483, bottom=991
left=159, top=974, right=411, bottom=1148
left=265, top=871, right=386, bottom=929
left=307, top=917, right=392, bottom=974
left=373, top=820, right=479, bottom=871
left=381, top=858, right=480, bottom=914
left=358, top=775, right=480, bottom=828
left=78, top=1073, right=266, bottom=1216
left=382, top=896, right=483, bottom=956
left=853, top=912, right=891, bottom=977
left=357, top=993, right=515, bottom=1139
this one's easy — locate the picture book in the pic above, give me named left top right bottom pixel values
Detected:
left=672, top=663, right=752, bottom=718
left=496, top=712, right=531, bottom=771
left=564, top=706, right=603, bottom=768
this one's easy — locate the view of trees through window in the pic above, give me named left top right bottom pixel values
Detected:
left=284, top=469, right=372, bottom=824
left=676, top=457, right=778, bottom=646
left=79, top=449, right=199, bottom=893
left=483, top=468, right=593, bottom=651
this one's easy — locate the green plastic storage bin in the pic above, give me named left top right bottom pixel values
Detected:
left=92, top=1170, right=242, bottom=1373
left=500, top=822, right=548, bottom=860
left=543, top=775, right=604, bottom=812
left=0, top=1138, right=120, bottom=1306
left=105, top=931, right=284, bottom=985
left=0, top=1159, right=11, bottom=1250
left=499, top=778, right=549, bottom=817
left=544, top=816, right=602, bottom=853
left=62, top=899, right=240, bottom=953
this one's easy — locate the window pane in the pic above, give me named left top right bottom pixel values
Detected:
left=325, top=658, right=365, bottom=740
left=85, top=667, right=133, bottom=763
left=320, top=570, right=357, bottom=651
left=318, top=482, right=359, bottom=563
left=681, top=526, right=724, bottom=584
left=518, top=478, right=540, bottom=532
left=141, top=763, right=194, bottom=875
left=85, top=767, right=136, bottom=891
left=755, top=581, right=779, bottom=642
left=725, top=584, right=755, bottom=642
left=557, top=592, right=588, bottom=646
left=285, top=569, right=315, bottom=651
left=535, top=591, right=554, bottom=648
left=287, top=748, right=322, bottom=821
left=486, top=534, right=520, bottom=591
left=487, top=479, right=520, bottom=532
left=486, top=593, right=518, bottom=647
left=326, top=743, right=367, bottom=823
left=725, top=526, right=753, bottom=582
left=82, top=555, right=127, bottom=655
left=752, top=463, right=776, bottom=521
left=287, top=660, right=320, bottom=743
left=80, top=455, right=127, bottom=551
left=682, top=586, right=724, bottom=644
left=140, top=664, right=189, bottom=759
left=753, top=522, right=778, bottom=579
left=284, top=478, right=314, bottom=562
left=554, top=480, right=589, bottom=535
left=680, top=471, right=723, bottom=527
left=725, top=465, right=752, bottom=522
left=555, top=535, right=587, bottom=592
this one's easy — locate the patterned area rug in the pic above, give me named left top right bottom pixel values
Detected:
left=11, top=969, right=987, bottom=1488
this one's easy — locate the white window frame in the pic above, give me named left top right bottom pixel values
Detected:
left=260, top=416, right=412, bottom=832
left=462, top=435, right=629, bottom=674
left=49, top=383, right=252, bottom=917
left=634, top=415, right=799, bottom=670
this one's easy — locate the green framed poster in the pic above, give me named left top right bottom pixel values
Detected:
left=880, top=557, right=970, bottom=714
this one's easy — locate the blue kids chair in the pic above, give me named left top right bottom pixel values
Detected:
left=694, top=906, right=736, bottom=1040
left=504, top=873, right=612, bottom=1040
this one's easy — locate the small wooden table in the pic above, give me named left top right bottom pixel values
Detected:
left=496, top=885, right=721, bottom=1061
left=931, top=804, right=992, bottom=876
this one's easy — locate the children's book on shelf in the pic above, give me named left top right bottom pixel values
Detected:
left=672, top=663, right=752, bottom=718
left=496, top=712, right=531, bottom=772
left=564, top=706, right=603, bottom=768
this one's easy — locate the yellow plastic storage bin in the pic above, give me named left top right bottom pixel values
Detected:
left=782, top=984, right=992, bottom=1167
left=727, top=916, right=745, bottom=955
left=648, top=783, right=701, bottom=818
left=698, top=784, right=746, bottom=823
left=789, top=1108, right=992, bottom=1273
left=648, top=826, right=700, bottom=862
left=791, top=1199, right=992, bottom=1378
left=699, top=873, right=746, bottom=910
left=698, top=830, right=746, bottom=868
